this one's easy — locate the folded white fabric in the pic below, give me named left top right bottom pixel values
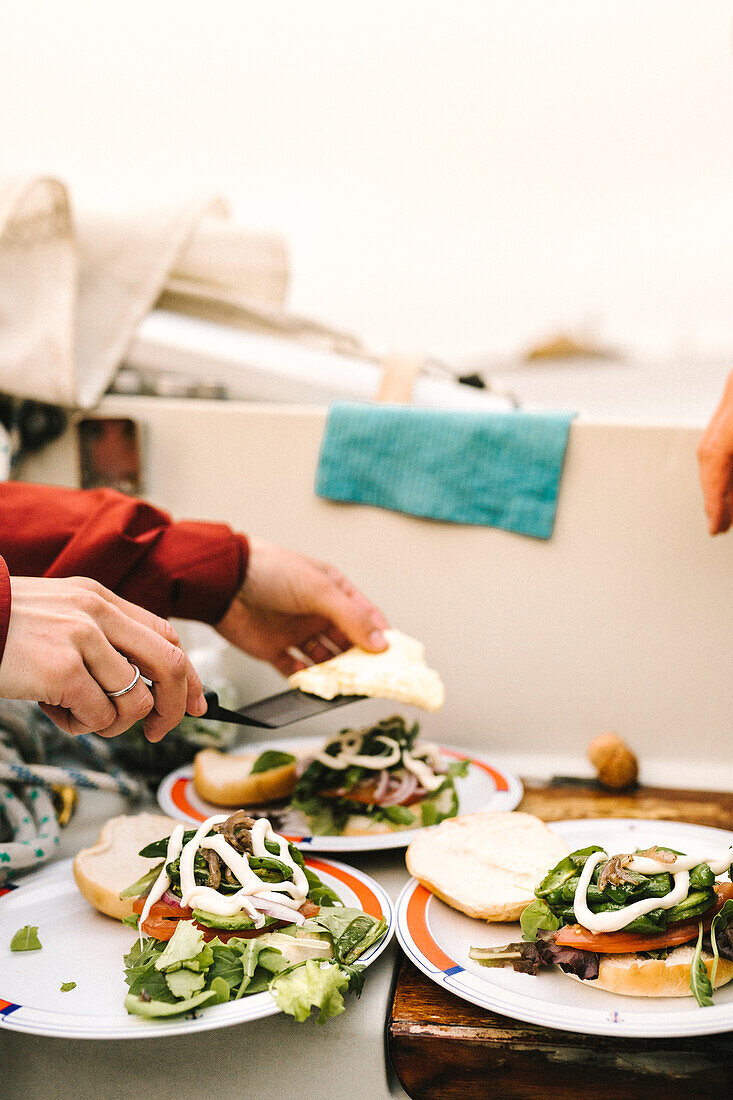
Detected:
left=0, top=175, right=289, bottom=407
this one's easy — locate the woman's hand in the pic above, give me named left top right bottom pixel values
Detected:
left=0, top=576, right=206, bottom=741
left=698, top=371, right=733, bottom=535
left=215, top=537, right=389, bottom=675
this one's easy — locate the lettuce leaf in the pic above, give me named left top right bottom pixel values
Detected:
left=269, top=960, right=350, bottom=1024
left=154, top=921, right=205, bottom=971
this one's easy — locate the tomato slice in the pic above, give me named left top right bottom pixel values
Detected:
left=555, top=881, right=733, bottom=953
left=139, top=915, right=180, bottom=941
left=318, top=784, right=423, bottom=807
left=132, top=897, right=194, bottom=921
left=132, top=895, right=317, bottom=942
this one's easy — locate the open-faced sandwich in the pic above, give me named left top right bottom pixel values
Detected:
left=292, top=715, right=468, bottom=836
left=470, top=841, right=733, bottom=1004
left=77, top=811, right=387, bottom=1022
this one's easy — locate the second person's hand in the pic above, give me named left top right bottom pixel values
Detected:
left=698, top=370, right=733, bottom=535
left=215, top=537, right=389, bottom=675
left=0, top=576, right=207, bottom=741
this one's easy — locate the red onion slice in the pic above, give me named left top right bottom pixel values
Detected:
left=381, top=771, right=418, bottom=806
left=249, top=897, right=306, bottom=925
left=161, top=890, right=184, bottom=908
left=373, top=769, right=391, bottom=803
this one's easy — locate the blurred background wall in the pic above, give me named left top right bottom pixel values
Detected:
left=1, top=0, right=733, bottom=367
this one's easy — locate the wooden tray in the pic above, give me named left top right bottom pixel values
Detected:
left=388, top=779, right=733, bottom=1100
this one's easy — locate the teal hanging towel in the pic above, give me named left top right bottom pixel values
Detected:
left=315, top=402, right=577, bottom=540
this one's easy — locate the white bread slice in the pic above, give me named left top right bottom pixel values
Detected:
left=406, top=812, right=569, bottom=921
left=577, top=944, right=733, bottom=998
left=289, top=629, right=444, bottom=713
left=193, top=748, right=298, bottom=807
left=73, top=812, right=180, bottom=921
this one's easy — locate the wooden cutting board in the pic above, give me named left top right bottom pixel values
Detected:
left=388, top=780, right=733, bottom=1100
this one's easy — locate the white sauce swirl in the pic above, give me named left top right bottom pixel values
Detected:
left=315, top=729, right=445, bottom=792
left=573, top=846, right=733, bottom=934
left=138, top=816, right=308, bottom=939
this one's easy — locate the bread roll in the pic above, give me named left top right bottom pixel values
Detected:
left=73, top=812, right=180, bottom=920
left=193, top=749, right=298, bottom=807
left=570, top=944, right=733, bottom=997
left=406, top=812, right=569, bottom=921
left=289, top=629, right=444, bottom=712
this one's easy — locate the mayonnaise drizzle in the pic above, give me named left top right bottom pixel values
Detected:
left=573, top=846, right=733, bottom=934
left=315, top=729, right=446, bottom=791
left=139, top=823, right=185, bottom=946
left=139, top=815, right=308, bottom=937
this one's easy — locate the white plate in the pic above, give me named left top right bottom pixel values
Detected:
left=156, top=737, right=522, bottom=852
left=0, top=856, right=393, bottom=1039
left=396, top=817, right=733, bottom=1038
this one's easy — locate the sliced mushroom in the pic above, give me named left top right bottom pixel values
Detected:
left=203, top=848, right=222, bottom=890
left=214, top=810, right=256, bottom=854
left=635, top=845, right=677, bottom=864
left=597, top=853, right=636, bottom=891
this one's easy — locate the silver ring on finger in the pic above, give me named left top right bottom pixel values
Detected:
left=106, top=664, right=141, bottom=698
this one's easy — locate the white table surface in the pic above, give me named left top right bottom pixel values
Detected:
left=0, top=789, right=412, bottom=1100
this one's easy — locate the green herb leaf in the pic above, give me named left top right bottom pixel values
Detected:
left=447, top=759, right=470, bottom=778
left=119, top=862, right=165, bottom=900
left=60, top=981, right=76, bottom=992
left=10, top=925, right=42, bottom=952
left=165, top=968, right=206, bottom=999
left=125, top=988, right=219, bottom=1018
left=689, top=921, right=714, bottom=1007
left=520, top=900, right=560, bottom=942
left=121, top=913, right=140, bottom=929
left=250, top=750, right=296, bottom=774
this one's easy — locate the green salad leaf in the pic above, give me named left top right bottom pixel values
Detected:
left=60, top=981, right=76, bottom=992
left=520, top=900, right=560, bottom=942
left=165, top=968, right=206, bottom=999
left=690, top=922, right=714, bottom=1007
left=250, top=750, right=296, bottom=774
left=10, top=925, right=42, bottom=952
left=119, top=863, right=164, bottom=900
left=269, top=959, right=351, bottom=1024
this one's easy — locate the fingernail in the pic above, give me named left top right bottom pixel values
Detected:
left=368, top=629, right=387, bottom=649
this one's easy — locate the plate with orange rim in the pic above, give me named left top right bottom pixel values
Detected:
left=0, top=854, right=394, bottom=1039
left=156, top=736, right=523, bottom=852
left=395, top=818, right=733, bottom=1039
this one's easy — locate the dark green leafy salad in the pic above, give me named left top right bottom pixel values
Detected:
left=122, top=811, right=387, bottom=1022
left=470, top=844, right=733, bottom=1007
left=291, top=716, right=468, bottom=835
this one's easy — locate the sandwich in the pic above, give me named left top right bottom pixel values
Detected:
left=470, top=842, right=733, bottom=1004
left=193, top=748, right=299, bottom=807
left=292, top=715, right=468, bottom=836
left=82, top=811, right=387, bottom=1021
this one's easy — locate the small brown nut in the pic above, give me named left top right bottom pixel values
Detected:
left=587, top=732, right=638, bottom=790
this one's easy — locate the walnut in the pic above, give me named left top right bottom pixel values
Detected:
left=587, top=732, right=638, bottom=790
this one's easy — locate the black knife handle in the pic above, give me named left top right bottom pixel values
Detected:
left=186, top=689, right=267, bottom=728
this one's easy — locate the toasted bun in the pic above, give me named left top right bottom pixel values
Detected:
left=568, top=944, right=733, bottom=998
left=73, top=813, right=181, bottom=920
left=193, top=749, right=298, bottom=807
left=406, top=812, right=569, bottom=921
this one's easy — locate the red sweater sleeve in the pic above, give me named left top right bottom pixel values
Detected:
left=0, top=556, right=10, bottom=666
left=0, top=483, right=248, bottom=624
